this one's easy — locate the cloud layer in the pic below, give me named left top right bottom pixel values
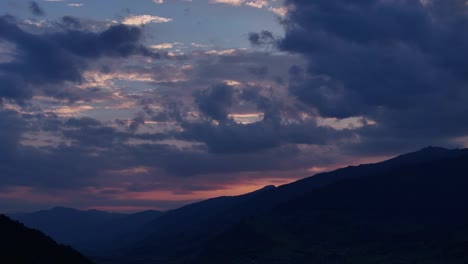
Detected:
left=273, top=0, right=468, bottom=153
left=2, top=0, right=468, bottom=212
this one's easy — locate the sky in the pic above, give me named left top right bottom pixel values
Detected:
left=1, top=0, right=468, bottom=213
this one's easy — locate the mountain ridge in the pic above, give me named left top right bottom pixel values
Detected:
left=0, top=214, right=94, bottom=264
left=13, top=147, right=468, bottom=263
left=114, top=147, right=468, bottom=263
left=191, top=147, right=468, bottom=263
left=9, top=207, right=164, bottom=255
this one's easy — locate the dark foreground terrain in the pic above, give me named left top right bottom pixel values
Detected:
left=11, top=147, right=468, bottom=263
left=0, top=214, right=93, bottom=264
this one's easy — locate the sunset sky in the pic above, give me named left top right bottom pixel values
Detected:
left=1, top=0, right=468, bottom=212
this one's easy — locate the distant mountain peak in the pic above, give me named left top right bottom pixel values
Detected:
left=248, top=185, right=276, bottom=195
left=49, top=206, right=79, bottom=212
left=259, top=185, right=276, bottom=191
left=418, top=146, right=450, bottom=152
left=385, top=146, right=464, bottom=166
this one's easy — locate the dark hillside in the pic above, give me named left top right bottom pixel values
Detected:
left=0, top=214, right=94, bottom=264
left=193, top=148, right=468, bottom=263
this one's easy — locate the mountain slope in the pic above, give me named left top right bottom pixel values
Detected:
left=119, top=147, right=468, bottom=262
left=11, top=207, right=126, bottom=244
left=0, top=214, right=94, bottom=264
left=15, top=147, right=466, bottom=263
left=10, top=207, right=163, bottom=255
left=123, top=185, right=277, bottom=261
left=193, top=148, right=468, bottom=263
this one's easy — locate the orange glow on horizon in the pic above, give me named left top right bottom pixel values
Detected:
left=119, top=177, right=295, bottom=202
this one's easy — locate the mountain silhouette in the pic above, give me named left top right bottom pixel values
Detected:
left=10, top=207, right=163, bottom=255
left=191, top=147, right=468, bottom=263
left=120, top=183, right=278, bottom=261
left=12, top=147, right=468, bottom=264
left=111, top=147, right=468, bottom=263
left=0, top=214, right=93, bottom=264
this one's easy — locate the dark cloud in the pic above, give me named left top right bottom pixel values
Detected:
left=180, top=120, right=342, bottom=154
left=50, top=24, right=150, bottom=58
left=65, top=117, right=102, bottom=128
left=189, top=51, right=304, bottom=86
left=156, top=144, right=307, bottom=176
left=29, top=1, right=45, bottom=17
left=0, top=113, right=107, bottom=189
left=60, top=16, right=82, bottom=29
left=0, top=16, right=151, bottom=101
left=194, top=84, right=234, bottom=122
left=9, top=0, right=468, bottom=212
left=0, top=106, right=343, bottom=199
left=0, top=110, right=24, bottom=158
left=181, top=83, right=352, bottom=154
left=181, top=121, right=281, bottom=153
left=128, top=112, right=146, bottom=132
left=272, top=0, right=468, bottom=153
left=247, top=65, right=268, bottom=79
left=248, top=30, right=276, bottom=46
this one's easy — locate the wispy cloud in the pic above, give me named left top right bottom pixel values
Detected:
left=123, top=15, right=172, bottom=26
left=210, top=0, right=245, bottom=6
left=209, top=0, right=288, bottom=16
left=245, top=0, right=268, bottom=8
left=67, top=3, right=83, bottom=7
left=268, top=6, right=287, bottom=16
left=150, top=43, right=175, bottom=50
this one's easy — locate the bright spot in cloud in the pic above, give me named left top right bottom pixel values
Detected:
left=224, top=80, right=242, bottom=86
left=123, top=15, right=172, bottom=26
left=317, top=116, right=376, bottom=130
left=150, top=43, right=174, bottom=50
left=229, top=113, right=264, bottom=124
left=67, top=3, right=83, bottom=7
left=245, top=0, right=268, bottom=8
left=210, top=0, right=245, bottom=6
left=51, top=105, right=94, bottom=117
left=269, top=6, right=288, bottom=16
left=205, top=49, right=238, bottom=55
